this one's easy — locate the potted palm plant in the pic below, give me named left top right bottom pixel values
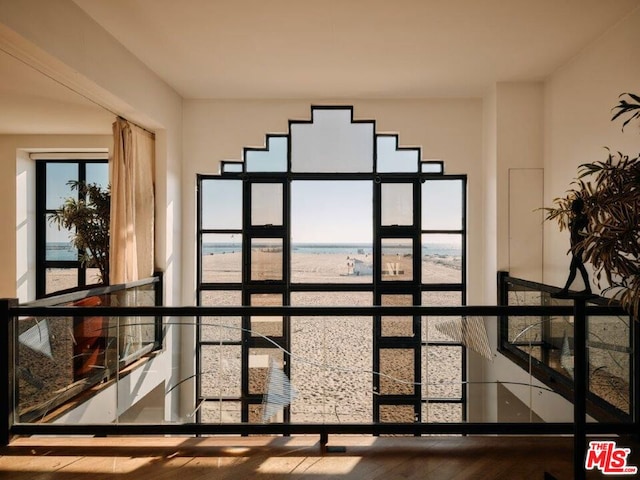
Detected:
left=544, top=93, right=640, bottom=318
left=49, top=180, right=110, bottom=285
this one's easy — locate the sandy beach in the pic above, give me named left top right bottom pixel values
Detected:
left=200, top=250, right=465, bottom=424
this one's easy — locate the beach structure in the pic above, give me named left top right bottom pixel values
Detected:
left=0, top=3, right=639, bottom=479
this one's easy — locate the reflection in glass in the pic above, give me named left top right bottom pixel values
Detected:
left=251, top=238, right=283, bottom=281
left=200, top=290, right=242, bottom=342
left=200, top=345, right=241, bottom=398
left=201, top=179, right=242, bottom=229
left=381, top=238, right=413, bottom=281
left=422, top=234, right=461, bottom=284
left=250, top=293, right=283, bottom=337
left=422, top=179, right=463, bottom=230
left=251, top=183, right=283, bottom=226
left=201, top=234, right=242, bottom=283
left=46, top=163, right=77, bottom=209
left=588, top=315, right=631, bottom=415
left=376, top=136, right=418, bottom=173
left=249, top=349, right=283, bottom=395
left=422, top=291, right=463, bottom=342
left=381, top=294, right=414, bottom=337
left=381, top=183, right=413, bottom=226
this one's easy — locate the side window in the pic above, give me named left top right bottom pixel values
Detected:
left=36, top=159, right=109, bottom=298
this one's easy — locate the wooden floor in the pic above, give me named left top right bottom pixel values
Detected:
left=0, top=435, right=637, bottom=479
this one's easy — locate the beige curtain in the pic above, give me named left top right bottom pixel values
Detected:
left=110, top=118, right=155, bottom=361
left=110, top=117, right=155, bottom=284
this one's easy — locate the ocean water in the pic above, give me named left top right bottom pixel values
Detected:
left=46, top=243, right=78, bottom=261
left=202, top=243, right=461, bottom=257
left=48, top=242, right=462, bottom=261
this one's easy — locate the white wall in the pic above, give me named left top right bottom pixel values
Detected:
left=544, top=7, right=640, bottom=289
left=0, top=0, right=184, bottom=419
left=0, top=134, right=112, bottom=300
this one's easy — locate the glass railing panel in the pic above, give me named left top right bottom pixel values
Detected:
left=16, top=314, right=117, bottom=423
left=587, top=314, right=632, bottom=417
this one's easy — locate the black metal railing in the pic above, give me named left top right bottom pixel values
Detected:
left=3, top=274, right=163, bottom=426
left=1, top=273, right=636, bottom=480
left=498, top=271, right=638, bottom=424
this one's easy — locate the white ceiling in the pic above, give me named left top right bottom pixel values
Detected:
left=1, top=0, right=638, bottom=134
left=74, top=0, right=639, bottom=99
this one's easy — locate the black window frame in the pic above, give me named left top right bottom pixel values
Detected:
left=35, top=159, right=109, bottom=299
left=196, top=106, right=467, bottom=425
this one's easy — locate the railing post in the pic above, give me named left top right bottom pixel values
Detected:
left=573, top=298, right=587, bottom=480
left=0, top=298, right=18, bottom=446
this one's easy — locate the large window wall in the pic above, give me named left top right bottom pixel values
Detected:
left=197, top=107, right=466, bottom=424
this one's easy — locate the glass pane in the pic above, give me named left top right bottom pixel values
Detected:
left=291, top=109, right=373, bottom=173
left=251, top=183, right=283, bottom=226
left=45, top=268, right=78, bottom=294
left=46, top=162, right=77, bottom=209
left=381, top=294, right=414, bottom=337
left=422, top=234, right=462, bottom=284
left=46, top=222, right=76, bottom=261
left=250, top=238, right=283, bottom=281
left=290, top=316, right=372, bottom=423
left=249, top=348, right=284, bottom=395
left=422, top=180, right=463, bottom=230
left=86, top=162, right=109, bottom=188
left=422, top=402, right=462, bottom=422
left=379, top=349, right=415, bottom=395
left=291, top=181, right=373, bottom=283
left=201, top=234, right=242, bottom=283
left=201, top=179, right=242, bottom=229
left=250, top=293, right=283, bottom=337
left=381, top=238, right=413, bottom=282
left=245, top=136, right=287, bottom=172
left=380, top=405, right=415, bottom=423
left=17, top=315, right=116, bottom=423
left=200, top=345, right=241, bottom=398
left=222, top=162, right=243, bottom=173
left=376, top=136, right=418, bottom=173
left=201, top=401, right=241, bottom=423
left=291, top=292, right=373, bottom=306
left=423, top=345, right=462, bottom=399
left=381, top=183, right=413, bottom=226
left=421, top=162, right=443, bottom=174
left=588, top=315, right=631, bottom=415
left=422, top=291, right=463, bottom=342
left=200, top=290, right=242, bottom=342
